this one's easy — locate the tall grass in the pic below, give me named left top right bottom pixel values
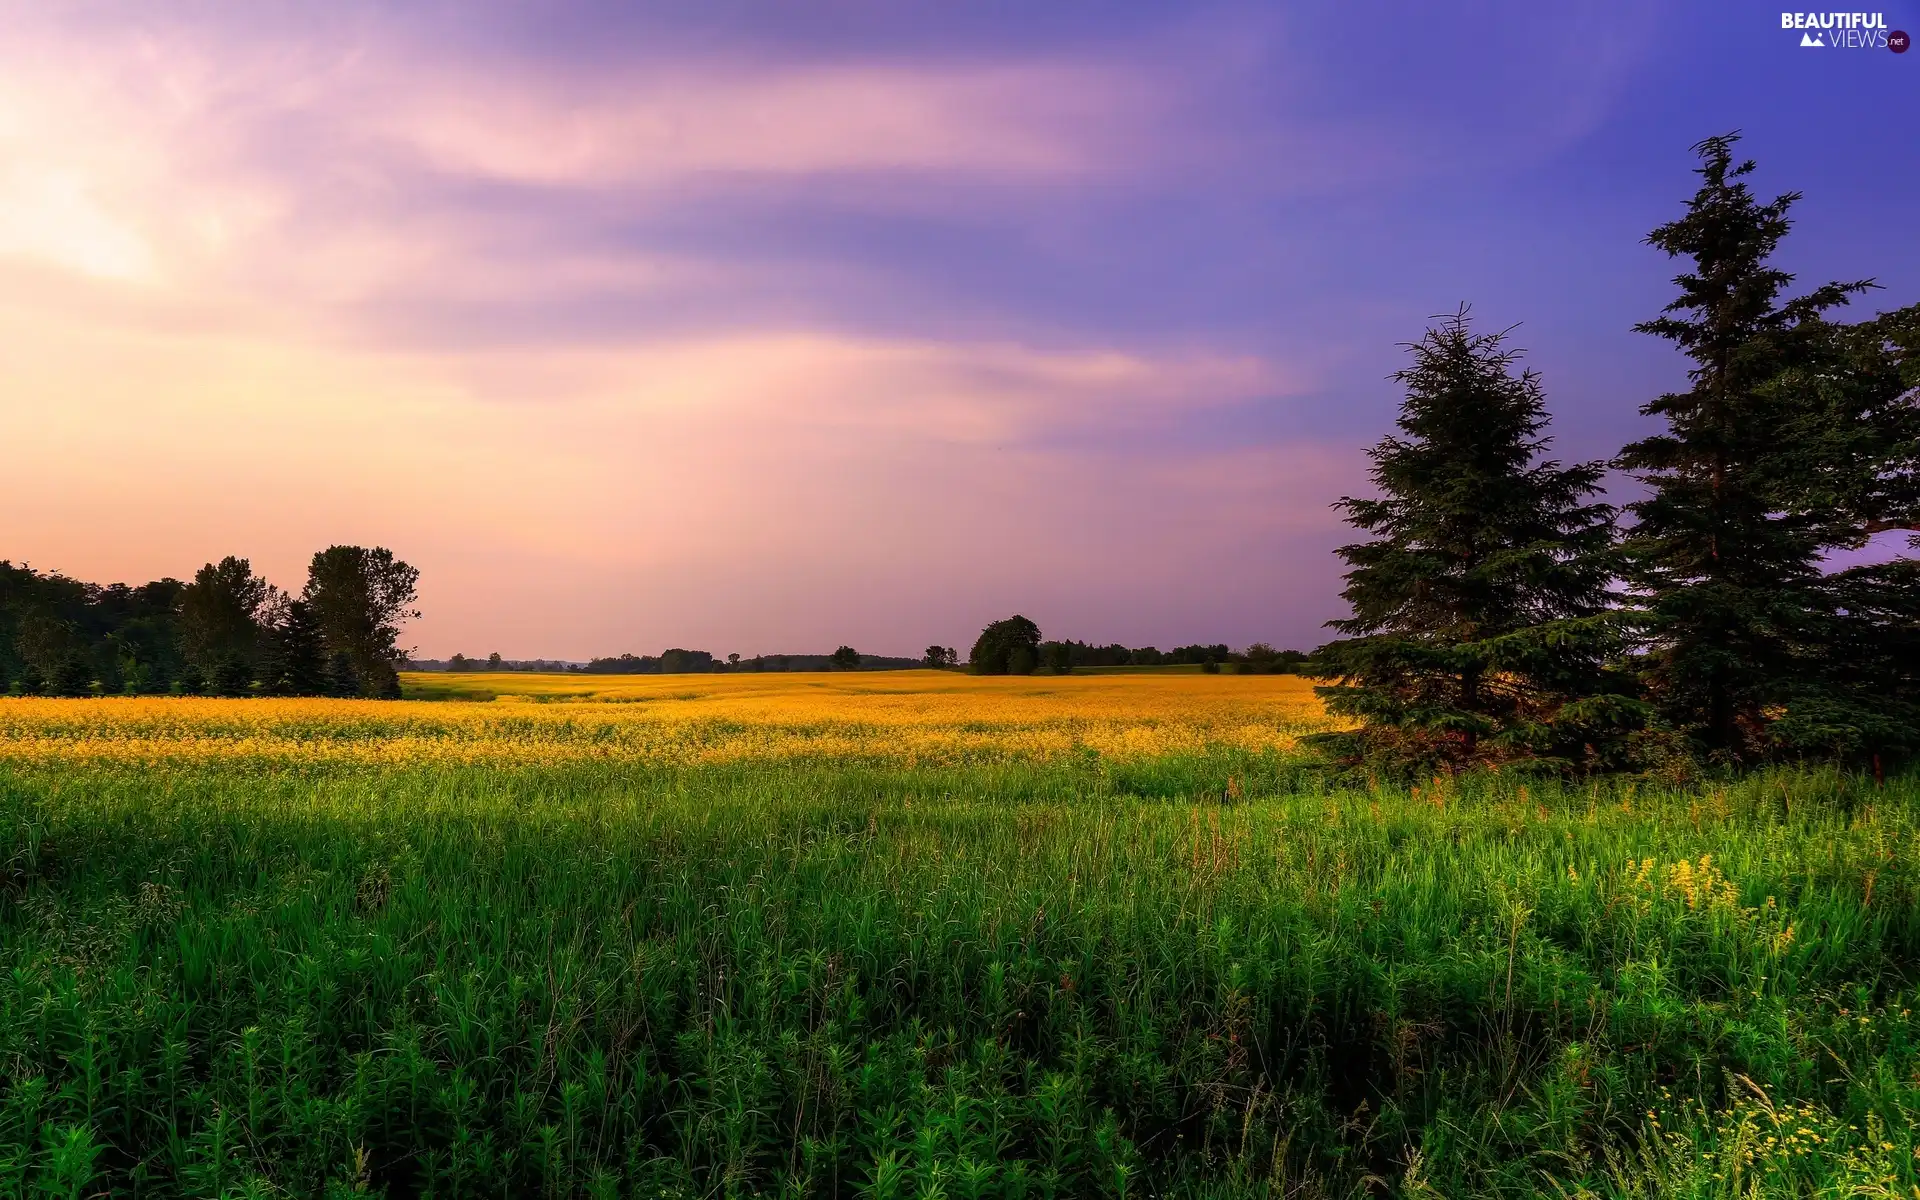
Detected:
left=4, top=751, right=1917, bottom=1197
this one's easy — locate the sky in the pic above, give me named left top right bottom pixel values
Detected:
left=2, top=2, right=1916, bottom=659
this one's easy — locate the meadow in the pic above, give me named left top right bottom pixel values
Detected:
left=3, top=673, right=1917, bottom=1198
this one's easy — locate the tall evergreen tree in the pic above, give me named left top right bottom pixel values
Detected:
left=1617, top=134, right=1876, bottom=761
left=1752, top=299, right=1920, bottom=759
left=1763, top=304, right=1920, bottom=546
left=325, top=649, right=362, bottom=699
left=258, top=598, right=329, bottom=696
left=1313, top=308, right=1635, bottom=772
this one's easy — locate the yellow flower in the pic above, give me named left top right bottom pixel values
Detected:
left=0, top=672, right=1340, bottom=769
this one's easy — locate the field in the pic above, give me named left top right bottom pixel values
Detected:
left=0, top=672, right=1328, bottom=769
left=3, top=673, right=1917, bottom=1198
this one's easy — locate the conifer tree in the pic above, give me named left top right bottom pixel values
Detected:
left=325, top=649, right=362, bottom=699
left=1763, top=304, right=1920, bottom=547
left=1313, top=308, right=1636, bottom=772
left=1754, top=300, right=1920, bottom=759
left=258, top=598, right=329, bottom=696
left=1617, top=134, right=1875, bottom=761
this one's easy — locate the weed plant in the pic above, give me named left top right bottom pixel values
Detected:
left=4, top=749, right=1918, bottom=1197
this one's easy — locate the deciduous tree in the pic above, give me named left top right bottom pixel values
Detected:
left=179, top=557, right=273, bottom=695
left=302, top=546, right=419, bottom=699
left=969, top=616, right=1041, bottom=675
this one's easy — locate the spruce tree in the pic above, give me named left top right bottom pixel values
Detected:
left=1763, top=304, right=1920, bottom=546
left=259, top=599, right=329, bottom=696
left=1753, top=303, right=1920, bottom=759
left=325, top=650, right=362, bottom=699
left=1617, top=134, right=1874, bottom=761
left=1313, top=308, right=1635, bottom=772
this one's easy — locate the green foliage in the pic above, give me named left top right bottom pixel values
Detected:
left=1165, top=644, right=1230, bottom=666
left=1242, top=645, right=1310, bottom=675
left=15, top=613, right=90, bottom=696
left=4, top=757, right=1919, bottom=1197
left=179, top=557, right=272, bottom=693
left=303, top=546, right=420, bottom=699
left=830, top=645, right=862, bottom=670
left=2, top=552, right=425, bottom=701
left=969, top=616, right=1041, bottom=675
left=1314, top=309, right=1635, bottom=774
left=1023, top=641, right=1291, bottom=674
left=923, top=645, right=959, bottom=669
left=1616, top=133, right=1901, bottom=763
left=1761, top=307, right=1920, bottom=760
left=174, top=663, right=205, bottom=696
left=323, top=649, right=361, bottom=699
left=1760, top=303, right=1920, bottom=548
left=101, top=580, right=189, bottom=694
left=258, top=599, right=328, bottom=697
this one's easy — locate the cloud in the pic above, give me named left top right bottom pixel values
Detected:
left=0, top=166, right=158, bottom=282
left=0, top=2, right=1662, bottom=657
left=0, top=267, right=1321, bottom=583
left=0, top=3, right=1650, bottom=354
left=0, top=10, right=1165, bottom=281
left=369, top=60, right=1158, bottom=186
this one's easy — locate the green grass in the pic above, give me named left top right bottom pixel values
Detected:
left=4, top=755, right=1919, bottom=1197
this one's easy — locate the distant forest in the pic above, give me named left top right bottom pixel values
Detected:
left=412, top=651, right=929, bottom=674
left=949, top=619, right=1311, bottom=677
left=2, top=553, right=1300, bottom=694
left=414, top=640, right=1310, bottom=675
left=0, top=547, right=419, bottom=697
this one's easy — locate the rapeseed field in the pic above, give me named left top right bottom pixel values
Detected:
left=3, top=675, right=1917, bottom=1198
left=0, top=671, right=1334, bottom=768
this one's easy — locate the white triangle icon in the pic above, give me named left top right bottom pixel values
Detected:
left=1800, top=31, right=1824, bottom=46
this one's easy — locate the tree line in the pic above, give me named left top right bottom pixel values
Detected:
left=427, top=639, right=1304, bottom=678
left=408, top=650, right=932, bottom=673
left=573, top=649, right=927, bottom=673
left=950, top=618, right=1309, bottom=675
left=1312, top=135, right=1918, bottom=775
left=0, top=546, right=419, bottom=698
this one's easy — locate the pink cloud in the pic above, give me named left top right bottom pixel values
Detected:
left=0, top=6, right=1420, bottom=656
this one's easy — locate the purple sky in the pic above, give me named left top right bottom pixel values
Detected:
left=4, top=2, right=1916, bottom=658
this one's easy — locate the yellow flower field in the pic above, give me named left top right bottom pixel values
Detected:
left=0, top=670, right=1338, bottom=767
